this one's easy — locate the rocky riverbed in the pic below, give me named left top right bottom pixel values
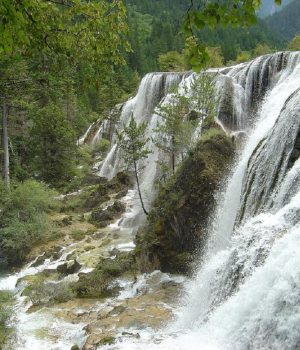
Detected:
left=0, top=173, right=185, bottom=350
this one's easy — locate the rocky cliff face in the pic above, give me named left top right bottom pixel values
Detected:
left=135, top=129, right=234, bottom=274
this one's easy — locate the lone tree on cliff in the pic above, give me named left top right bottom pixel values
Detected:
left=117, top=115, right=151, bottom=215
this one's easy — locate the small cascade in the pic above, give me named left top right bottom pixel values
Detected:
left=0, top=248, right=87, bottom=350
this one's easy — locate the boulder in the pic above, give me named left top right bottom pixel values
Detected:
left=71, top=345, right=80, bottom=350
left=57, top=259, right=81, bottom=275
left=90, top=200, right=126, bottom=227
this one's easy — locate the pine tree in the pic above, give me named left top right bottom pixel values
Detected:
left=117, top=115, right=152, bottom=215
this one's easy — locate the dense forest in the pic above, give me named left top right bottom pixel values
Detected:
left=125, top=0, right=284, bottom=73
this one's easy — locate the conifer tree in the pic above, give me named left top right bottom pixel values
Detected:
left=117, top=115, right=151, bottom=215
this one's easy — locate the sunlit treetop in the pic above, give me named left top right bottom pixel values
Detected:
left=0, top=0, right=129, bottom=66
left=183, top=0, right=282, bottom=70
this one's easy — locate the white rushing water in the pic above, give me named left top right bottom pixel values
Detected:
left=98, top=52, right=300, bottom=350
left=0, top=248, right=87, bottom=350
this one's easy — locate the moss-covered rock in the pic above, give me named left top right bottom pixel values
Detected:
left=22, top=272, right=75, bottom=306
left=90, top=200, right=126, bottom=228
left=84, top=172, right=133, bottom=210
left=135, top=129, right=234, bottom=274
left=72, top=252, right=136, bottom=298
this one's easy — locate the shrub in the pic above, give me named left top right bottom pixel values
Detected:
left=93, top=139, right=110, bottom=154
left=200, top=127, right=225, bottom=142
left=0, top=180, right=59, bottom=268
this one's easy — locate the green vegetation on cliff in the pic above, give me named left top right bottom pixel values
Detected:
left=136, top=128, right=234, bottom=274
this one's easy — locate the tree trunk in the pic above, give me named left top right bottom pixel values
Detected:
left=171, top=135, right=175, bottom=175
left=2, top=100, right=10, bottom=190
left=134, top=160, right=148, bottom=215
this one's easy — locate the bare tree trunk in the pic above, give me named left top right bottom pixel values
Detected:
left=2, top=100, right=10, bottom=190
left=134, top=160, right=148, bottom=215
left=171, top=135, right=175, bottom=175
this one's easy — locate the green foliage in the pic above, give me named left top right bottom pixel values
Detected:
left=253, top=43, right=274, bottom=56
left=117, top=116, right=152, bottom=168
left=182, top=0, right=282, bottom=70
left=0, top=0, right=139, bottom=190
left=155, top=91, right=190, bottom=175
left=158, top=51, right=187, bottom=72
left=126, top=2, right=184, bottom=74
left=190, top=72, right=218, bottom=123
left=0, top=179, right=58, bottom=268
left=206, top=47, right=225, bottom=68
left=29, top=104, right=77, bottom=188
left=0, top=0, right=128, bottom=67
left=155, top=72, right=218, bottom=175
left=288, top=35, right=300, bottom=51
left=200, top=127, right=225, bottom=142
left=93, top=139, right=111, bottom=154
left=236, top=50, right=252, bottom=63
left=117, top=115, right=151, bottom=214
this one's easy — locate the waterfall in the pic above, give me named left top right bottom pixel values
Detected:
left=101, top=52, right=300, bottom=350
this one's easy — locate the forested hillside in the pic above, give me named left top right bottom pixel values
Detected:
left=125, top=0, right=283, bottom=73
left=266, top=0, right=300, bottom=40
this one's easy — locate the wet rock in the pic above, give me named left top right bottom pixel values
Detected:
left=90, top=200, right=126, bottom=227
left=71, top=345, right=80, bottom=350
left=107, top=305, right=126, bottom=316
left=110, top=200, right=126, bottom=214
left=115, top=189, right=129, bottom=199
left=57, top=259, right=81, bottom=275
left=161, top=280, right=180, bottom=289
left=121, top=331, right=141, bottom=339
left=114, top=171, right=132, bottom=187
left=30, top=246, right=62, bottom=267
left=30, top=254, right=47, bottom=268
left=109, top=248, right=120, bottom=257
left=91, top=209, right=114, bottom=224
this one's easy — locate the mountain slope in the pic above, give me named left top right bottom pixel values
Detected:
left=266, top=0, right=300, bottom=40
left=258, top=0, right=292, bottom=17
